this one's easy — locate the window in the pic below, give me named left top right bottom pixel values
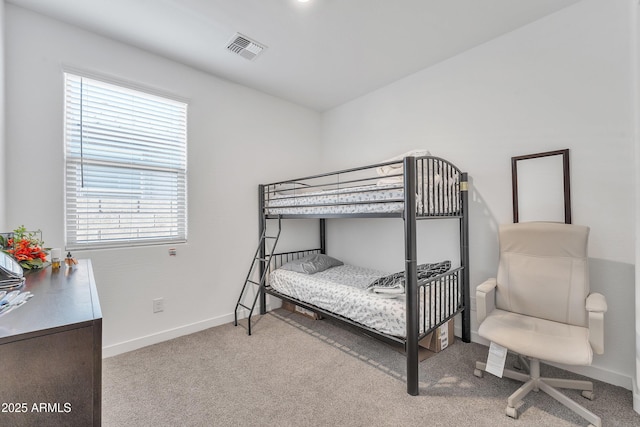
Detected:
left=64, top=73, right=187, bottom=249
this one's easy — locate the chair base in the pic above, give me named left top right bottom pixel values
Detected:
left=475, top=357, right=601, bottom=427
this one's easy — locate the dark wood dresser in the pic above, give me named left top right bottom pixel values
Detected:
left=0, top=259, right=102, bottom=426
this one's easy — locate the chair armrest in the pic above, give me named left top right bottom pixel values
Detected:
left=586, top=293, right=607, bottom=313
left=476, top=278, right=497, bottom=324
left=586, top=293, right=607, bottom=355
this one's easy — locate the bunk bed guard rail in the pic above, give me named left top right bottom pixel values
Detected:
left=261, top=156, right=464, bottom=219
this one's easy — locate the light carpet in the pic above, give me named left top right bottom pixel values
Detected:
left=103, top=309, right=639, bottom=426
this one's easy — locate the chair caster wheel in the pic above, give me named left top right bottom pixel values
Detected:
left=581, top=390, right=595, bottom=400
left=506, top=406, right=518, bottom=419
left=474, top=369, right=484, bottom=378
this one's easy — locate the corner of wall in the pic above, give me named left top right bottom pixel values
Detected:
left=632, top=0, right=640, bottom=415
left=0, top=1, right=6, bottom=231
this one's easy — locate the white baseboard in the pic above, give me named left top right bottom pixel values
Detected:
left=102, top=305, right=275, bottom=358
left=634, top=378, right=640, bottom=414
left=456, top=327, right=634, bottom=391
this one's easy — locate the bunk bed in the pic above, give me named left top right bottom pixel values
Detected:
left=236, top=155, right=470, bottom=396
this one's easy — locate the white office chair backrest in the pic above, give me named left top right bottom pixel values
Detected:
left=496, top=222, right=590, bottom=327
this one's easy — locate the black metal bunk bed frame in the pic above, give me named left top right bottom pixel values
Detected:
left=253, top=156, right=470, bottom=396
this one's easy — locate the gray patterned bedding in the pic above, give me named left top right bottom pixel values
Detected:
left=265, top=178, right=460, bottom=216
left=269, top=263, right=456, bottom=337
left=265, top=184, right=405, bottom=216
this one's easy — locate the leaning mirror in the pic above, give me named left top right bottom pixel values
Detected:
left=512, top=149, right=571, bottom=224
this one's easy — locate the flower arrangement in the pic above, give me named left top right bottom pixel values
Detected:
left=0, top=226, right=48, bottom=270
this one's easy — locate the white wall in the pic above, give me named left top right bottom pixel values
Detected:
left=321, top=0, right=636, bottom=391
left=633, top=0, right=640, bottom=413
left=0, top=2, right=5, bottom=231
left=4, top=5, right=321, bottom=356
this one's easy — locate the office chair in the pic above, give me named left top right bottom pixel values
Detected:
left=474, top=222, right=607, bottom=427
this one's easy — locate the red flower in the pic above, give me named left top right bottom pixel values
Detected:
left=2, top=227, right=48, bottom=270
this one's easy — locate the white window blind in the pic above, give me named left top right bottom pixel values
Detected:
left=64, top=73, right=187, bottom=249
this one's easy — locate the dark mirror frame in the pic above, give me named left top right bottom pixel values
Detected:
left=512, top=149, right=571, bottom=224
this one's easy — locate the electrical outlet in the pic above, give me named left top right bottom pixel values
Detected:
left=153, top=298, right=164, bottom=313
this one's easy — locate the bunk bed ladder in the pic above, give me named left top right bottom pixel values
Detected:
left=234, top=216, right=282, bottom=335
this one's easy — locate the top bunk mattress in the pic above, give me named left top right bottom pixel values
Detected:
left=262, top=155, right=463, bottom=217
left=268, top=263, right=459, bottom=338
left=265, top=183, right=405, bottom=216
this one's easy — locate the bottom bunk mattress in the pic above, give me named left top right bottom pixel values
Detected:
left=268, top=260, right=458, bottom=338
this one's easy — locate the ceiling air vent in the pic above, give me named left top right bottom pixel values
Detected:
left=226, top=33, right=267, bottom=61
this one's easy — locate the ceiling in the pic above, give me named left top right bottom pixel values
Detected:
left=7, top=0, right=582, bottom=112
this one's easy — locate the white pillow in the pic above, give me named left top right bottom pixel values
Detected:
left=376, top=149, right=431, bottom=176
